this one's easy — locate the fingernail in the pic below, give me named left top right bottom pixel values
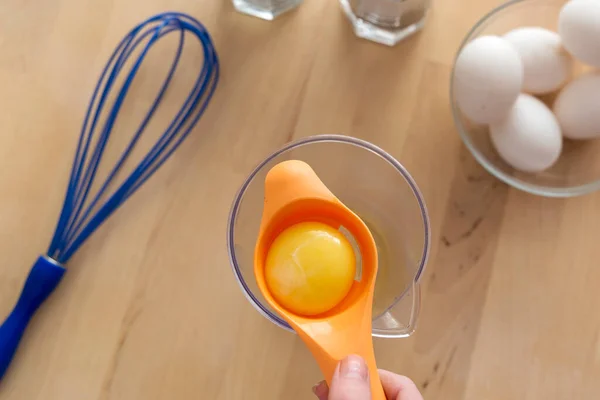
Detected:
left=340, top=355, right=368, bottom=381
left=312, top=381, right=327, bottom=397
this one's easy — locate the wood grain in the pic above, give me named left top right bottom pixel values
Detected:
left=1, top=0, right=599, bottom=399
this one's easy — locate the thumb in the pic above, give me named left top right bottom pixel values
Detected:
left=328, top=355, right=372, bottom=400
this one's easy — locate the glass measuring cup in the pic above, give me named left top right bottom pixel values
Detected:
left=227, top=135, right=430, bottom=337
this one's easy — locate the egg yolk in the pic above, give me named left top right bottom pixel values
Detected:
left=265, top=222, right=356, bottom=316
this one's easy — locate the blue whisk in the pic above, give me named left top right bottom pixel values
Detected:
left=0, top=12, right=219, bottom=379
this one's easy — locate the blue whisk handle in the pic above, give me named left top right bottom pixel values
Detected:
left=0, top=256, right=65, bottom=380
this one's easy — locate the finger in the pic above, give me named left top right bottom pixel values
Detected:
left=328, top=355, right=372, bottom=400
left=378, top=370, right=424, bottom=400
left=312, top=380, right=329, bottom=400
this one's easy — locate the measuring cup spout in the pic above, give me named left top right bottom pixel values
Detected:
left=373, top=280, right=422, bottom=337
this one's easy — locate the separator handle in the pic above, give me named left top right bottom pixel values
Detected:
left=316, top=341, right=386, bottom=400
left=0, top=256, right=65, bottom=380
left=297, top=318, right=386, bottom=400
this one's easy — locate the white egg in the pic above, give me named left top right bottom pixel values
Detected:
left=490, top=94, right=562, bottom=173
left=553, top=72, right=600, bottom=140
left=453, top=35, right=524, bottom=124
left=558, top=0, right=600, bottom=67
left=503, top=27, right=573, bottom=94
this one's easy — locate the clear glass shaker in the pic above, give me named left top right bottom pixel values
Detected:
left=340, top=0, right=431, bottom=46
left=233, top=0, right=303, bottom=20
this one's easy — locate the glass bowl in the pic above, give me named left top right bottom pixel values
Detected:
left=450, top=0, right=600, bottom=197
left=227, top=135, right=430, bottom=338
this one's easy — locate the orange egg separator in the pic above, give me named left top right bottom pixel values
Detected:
left=254, top=160, right=385, bottom=399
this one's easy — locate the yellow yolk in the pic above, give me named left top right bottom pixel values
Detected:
left=265, top=222, right=356, bottom=316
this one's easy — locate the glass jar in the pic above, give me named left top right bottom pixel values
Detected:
left=340, top=0, right=431, bottom=46
left=233, top=0, right=303, bottom=20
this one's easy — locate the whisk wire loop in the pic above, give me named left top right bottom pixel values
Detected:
left=47, top=13, right=219, bottom=263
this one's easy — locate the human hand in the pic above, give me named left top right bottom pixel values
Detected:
left=312, top=355, right=424, bottom=400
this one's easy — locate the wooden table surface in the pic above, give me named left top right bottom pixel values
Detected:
left=1, top=0, right=599, bottom=399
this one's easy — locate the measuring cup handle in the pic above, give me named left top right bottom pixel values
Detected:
left=0, top=256, right=65, bottom=380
